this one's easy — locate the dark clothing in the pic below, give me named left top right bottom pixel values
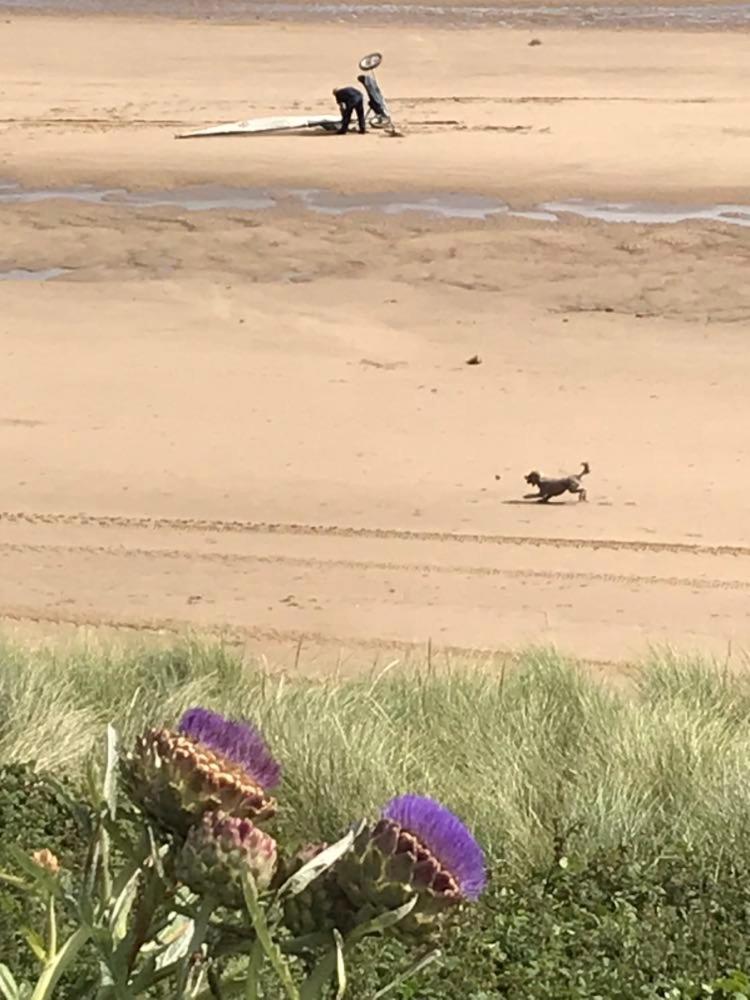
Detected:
left=333, top=86, right=366, bottom=134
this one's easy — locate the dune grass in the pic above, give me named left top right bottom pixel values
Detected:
left=4, top=636, right=750, bottom=997
left=1, top=635, right=750, bottom=871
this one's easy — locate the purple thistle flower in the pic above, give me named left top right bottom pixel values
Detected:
left=382, top=794, right=487, bottom=901
left=179, top=707, right=281, bottom=790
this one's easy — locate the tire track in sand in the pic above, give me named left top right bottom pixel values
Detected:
left=0, top=510, right=747, bottom=558
left=0, top=540, right=747, bottom=592
left=1, top=510, right=747, bottom=663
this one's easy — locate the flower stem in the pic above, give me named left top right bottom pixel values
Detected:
left=45, top=895, right=57, bottom=960
left=241, top=872, right=299, bottom=1000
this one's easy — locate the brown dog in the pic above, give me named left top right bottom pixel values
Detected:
left=524, top=462, right=590, bottom=503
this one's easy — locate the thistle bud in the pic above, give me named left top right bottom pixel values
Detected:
left=31, top=849, right=60, bottom=876
left=177, top=811, right=278, bottom=909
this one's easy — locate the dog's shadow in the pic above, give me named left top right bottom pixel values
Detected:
left=502, top=499, right=569, bottom=506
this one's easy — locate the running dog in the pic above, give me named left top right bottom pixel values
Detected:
left=524, top=462, right=590, bottom=503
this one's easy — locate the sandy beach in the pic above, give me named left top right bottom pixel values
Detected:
left=1, top=18, right=750, bottom=202
left=0, top=9, right=749, bottom=669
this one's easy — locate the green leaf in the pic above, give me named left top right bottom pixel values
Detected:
left=0, top=964, right=20, bottom=1000
left=154, top=914, right=195, bottom=970
left=348, top=895, right=418, bottom=944
left=0, top=870, right=32, bottom=892
left=174, top=898, right=215, bottom=1000
left=45, top=897, right=57, bottom=962
left=125, top=955, right=159, bottom=995
left=95, top=724, right=120, bottom=906
left=193, top=977, right=247, bottom=1000
left=102, top=725, right=119, bottom=820
left=299, top=949, right=337, bottom=1000
left=282, top=932, right=335, bottom=955
left=108, top=868, right=141, bottom=943
left=278, top=823, right=365, bottom=900
left=81, top=833, right=101, bottom=904
left=713, top=972, right=750, bottom=994
left=333, top=930, right=346, bottom=1000
left=146, top=826, right=166, bottom=880
left=29, top=927, right=91, bottom=1000
left=184, top=959, right=209, bottom=999
left=244, top=938, right=264, bottom=1000
left=22, top=927, right=47, bottom=964
left=371, top=949, right=442, bottom=999
left=299, top=897, right=419, bottom=1000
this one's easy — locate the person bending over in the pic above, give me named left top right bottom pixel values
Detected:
left=332, top=86, right=366, bottom=135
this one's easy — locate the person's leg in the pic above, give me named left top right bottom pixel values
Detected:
left=355, top=98, right=366, bottom=133
left=338, top=102, right=353, bottom=134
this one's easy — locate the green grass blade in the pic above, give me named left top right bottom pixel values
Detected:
left=0, top=965, right=20, bottom=1000
left=241, top=872, right=299, bottom=1000
left=29, top=928, right=91, bottom=1000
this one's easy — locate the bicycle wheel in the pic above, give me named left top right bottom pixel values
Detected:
left=358, top=52, right=382, bottom=71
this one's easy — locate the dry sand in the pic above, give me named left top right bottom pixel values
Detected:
left=0, top=13, right=749, bottom=670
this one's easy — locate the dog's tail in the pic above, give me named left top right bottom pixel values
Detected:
left=580, top=461, right=590, bottom=477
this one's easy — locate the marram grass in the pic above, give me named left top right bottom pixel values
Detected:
left=1, top=635, right=750, bottom=869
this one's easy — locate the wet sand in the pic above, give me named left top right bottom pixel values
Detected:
left=1, top=12, right=749, bottom=668
left=3, top=0, right=750, bottom=28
